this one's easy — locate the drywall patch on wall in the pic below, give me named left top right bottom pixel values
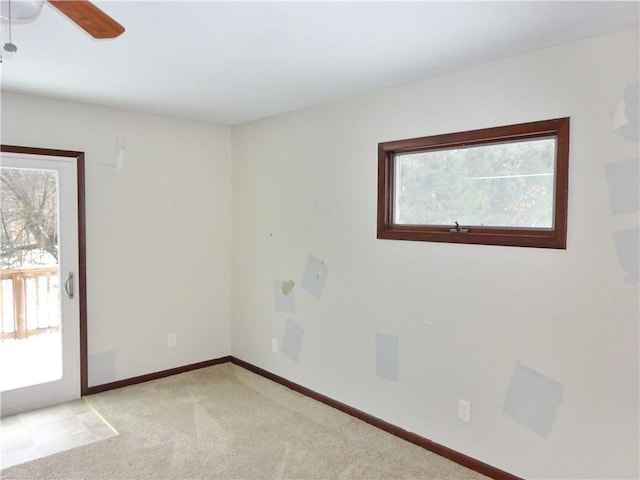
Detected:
left=301, top=254, right=328, bottom=300
left=274, top=280, right=295, bottom=312
left=613, top=226, right=640, bottom=284
left=612, top=83, right=639, bottom=142
left=101, top=136, right=126, bottom=171
left=88, top=351, right=116, bottom=387
left=375, top=333, right=399, bottom=381
left=503, top=362, right=563, bottom=438
left=281, top=318, right=304, bottom=363
left=605, top=157, right=640, bottom=214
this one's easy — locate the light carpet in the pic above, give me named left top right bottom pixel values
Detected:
left=1, top=363, right=488, bottom=479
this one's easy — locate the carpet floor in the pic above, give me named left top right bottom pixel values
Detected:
left=1, top=363, right=488, bottom=479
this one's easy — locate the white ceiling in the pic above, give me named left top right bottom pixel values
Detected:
left=1, top=1, right=638, bottom=125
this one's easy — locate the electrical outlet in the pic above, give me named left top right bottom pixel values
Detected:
left=168, top=333, right=176, bottom=348
left=458, top=399, right=471, bottom=423
left=271, top=338, right=278, bottom=353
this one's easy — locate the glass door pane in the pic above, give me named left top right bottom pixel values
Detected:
left=0, top=167, right=63, bottom=392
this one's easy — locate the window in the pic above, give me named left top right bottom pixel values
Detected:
left=377, top=117, right=569, bottom=248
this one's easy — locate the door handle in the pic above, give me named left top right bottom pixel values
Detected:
left=64, top=272, right=74, bottom=299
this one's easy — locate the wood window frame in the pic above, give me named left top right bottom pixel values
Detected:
left=377, top=117, right=570, bottom=249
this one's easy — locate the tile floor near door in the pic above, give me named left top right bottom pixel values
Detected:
left=0, top=399, right=117, bottom=469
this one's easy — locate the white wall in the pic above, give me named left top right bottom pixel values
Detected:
left=231, top=28, right=639, bottom=480
left=1, top=93, right=232, bottom=385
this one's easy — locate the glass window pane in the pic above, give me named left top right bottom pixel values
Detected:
left=393, top=138, right=556, bottom=228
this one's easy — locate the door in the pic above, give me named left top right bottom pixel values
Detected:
left=0, top=148, right=84, bottom=416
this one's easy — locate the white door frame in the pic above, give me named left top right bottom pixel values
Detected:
left=0, top=145, right=87, bottom=416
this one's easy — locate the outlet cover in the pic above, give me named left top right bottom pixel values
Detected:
left=271, top=338, right=278, bottom=353
left=458, top=399, right=471, bottom=422
left=168, top=333, right=176, bottom=348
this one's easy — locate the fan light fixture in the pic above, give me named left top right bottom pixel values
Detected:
left=0, top=0, right=44, bottom=23
left=0, top=1, right=33, bottom=61
left=0, top=0, right=124, bottom=61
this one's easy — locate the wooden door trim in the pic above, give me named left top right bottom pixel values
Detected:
left=1, top=144, right=88, bottom=395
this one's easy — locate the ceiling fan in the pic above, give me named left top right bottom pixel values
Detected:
left=1, top=0, right=125, bottom=39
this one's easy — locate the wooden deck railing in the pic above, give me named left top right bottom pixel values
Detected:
left=0, top=265, right=61, bottom=340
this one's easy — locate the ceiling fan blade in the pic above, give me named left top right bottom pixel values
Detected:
left=47, top=0, right=124, bottom=39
